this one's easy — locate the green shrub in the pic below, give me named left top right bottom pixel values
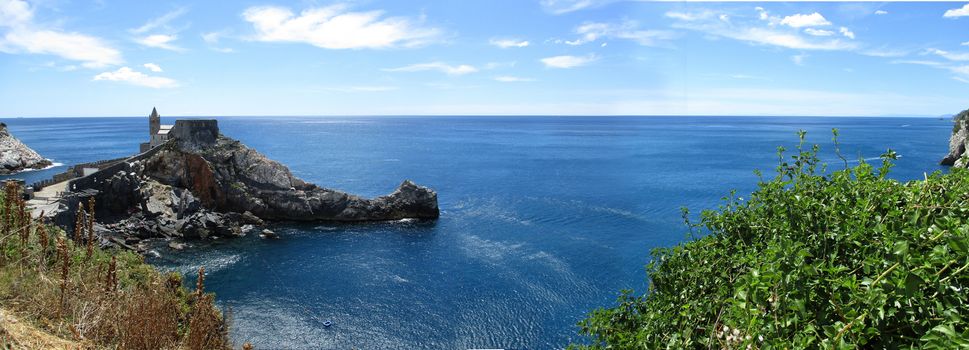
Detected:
left=575, top=130, right=969, bottom=349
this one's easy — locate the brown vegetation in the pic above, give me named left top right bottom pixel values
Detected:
left=0, top=183, right=235, bottom=349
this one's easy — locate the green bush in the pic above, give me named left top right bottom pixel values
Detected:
left=575, top=130, right=969, bottom=349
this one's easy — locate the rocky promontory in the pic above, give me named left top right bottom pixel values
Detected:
left=941, top=108, right=969, bottom=167
left=61, top=120, right=438, bottom=245
left=0, top=123, right=52, bottom=174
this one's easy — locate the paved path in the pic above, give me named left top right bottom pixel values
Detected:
left=27, top=180, right=68, bottom=218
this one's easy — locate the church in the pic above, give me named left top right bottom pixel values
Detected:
left=139, top=107, right=174, bottom=153
left=138, top=108, right=220, bottom=153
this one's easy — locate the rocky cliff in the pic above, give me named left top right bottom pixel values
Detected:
left=0, top=123, right=52, bottom=174
left=941, top=108, right=969, bottom=167
left=68, top=127, right=437, bottom=244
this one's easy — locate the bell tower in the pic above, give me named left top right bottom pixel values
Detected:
left=149, top=107, right=160, bottom=136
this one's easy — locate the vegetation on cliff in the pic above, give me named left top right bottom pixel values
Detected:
left=0, top=183, right=233, bottom=349
left=575, top=131, right=969, bottom=349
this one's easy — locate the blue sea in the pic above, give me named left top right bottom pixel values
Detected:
left=0, top=116, right=952, bottom=349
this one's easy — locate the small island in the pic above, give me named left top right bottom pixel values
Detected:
left=32, top=108, right=439, bottom=251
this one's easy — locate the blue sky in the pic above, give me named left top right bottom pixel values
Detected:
left=0, top=0, right=968, bottom=117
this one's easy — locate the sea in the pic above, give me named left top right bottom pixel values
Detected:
left=0, top=116, right=953, bottom=349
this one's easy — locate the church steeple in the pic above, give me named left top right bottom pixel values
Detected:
left=149, top=107, right=160, bottom=135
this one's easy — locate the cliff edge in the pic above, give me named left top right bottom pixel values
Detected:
left=0, top=123, right=52, bottom=174
left=941, top=108, right=969, bottom=167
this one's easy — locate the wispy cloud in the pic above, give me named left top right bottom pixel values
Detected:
left=791, top=54, right=807, bottom=66
left=839, top=27, right=855, bottom=39
left=130, top=8, right=187, bottom=34
left=668, top=8, right=855, bottom=51
left=894, top=59, right=969, bottom=83
left=539, top=0, right=616, bottom=14
left=804, top=28, right=834, bottom=37
left=925, top=48, right=969, bottom=61
left=143, top=63, right=162, bottom=72
left=874, top=10, right=888, bottom=15
left=384, top=62, right=477, bottom=75
left=242, top=4, right=441, bottom=49
left=943, top=4, right=969, bottom=18
left=540, top=54, right=597, bottom=68
left=315, top=85, right=398, bottom=92
left=135, top=34, right=183, bottom=51
left=494, top=76, right=535, bottom=82
left=489, top=38, right=529, bottom=48
left=93, top=66, right=178, bottom=88
left=201, top=30, right=235, bottom=53
left=0, top=0, right=122, bottom=68
left=564, top=21, right=676, bottom=46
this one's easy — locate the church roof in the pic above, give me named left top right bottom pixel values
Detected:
left=150, top=107, right=159, bottom=119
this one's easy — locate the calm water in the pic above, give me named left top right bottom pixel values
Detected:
left=0, top=116, right=952, bottom=348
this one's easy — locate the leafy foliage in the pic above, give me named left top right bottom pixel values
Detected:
left=575, top=130, right=969, bottom=349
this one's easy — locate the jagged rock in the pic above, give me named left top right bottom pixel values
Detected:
left=0, top=123, right=52, bottom=174
left=942, top=109, right=969, bottom=167
left=139, top=131, right=439, bottom=221
left=168, top=242, right=186, bottom=250
left=241, top=211, right=264, bottom=226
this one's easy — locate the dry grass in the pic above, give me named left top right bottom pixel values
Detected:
left=0, top=185, right=235, bottom=349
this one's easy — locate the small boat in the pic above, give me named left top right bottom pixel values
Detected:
left=322, top=320, right=333, bottom=327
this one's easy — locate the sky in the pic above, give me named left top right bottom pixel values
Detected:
left=0, top=0, right=968, bottom=117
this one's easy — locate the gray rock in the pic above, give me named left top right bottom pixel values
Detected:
left=0, top=123, right=52, bottom=174
left=942, top=109, right=969, bottom=167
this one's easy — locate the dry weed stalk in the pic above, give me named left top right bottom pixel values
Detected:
left=56, top=237, right=69, bottom=318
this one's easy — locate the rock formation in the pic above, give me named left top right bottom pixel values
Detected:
left=0, top=123, right=52, bottom=174
left=65, top=122, right=438, bottom=246
left=941, top=108, right=969, bottom=167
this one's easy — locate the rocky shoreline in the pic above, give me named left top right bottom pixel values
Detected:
left=50, top=119, right=438, bottom=252
left=0, top=123, right=52, bottom=175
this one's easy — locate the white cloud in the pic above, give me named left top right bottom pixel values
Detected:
left=791, top=54, right=807, bottom=66
left=839, top=27, right=855, bottom=39
left=566, top=21, right=675, bottom=46
left=943, top=4, right=969, bottom=18
left=135, top=34, right=183, bottom=51
left=962, top=41, right=969, bottom=46
left=874, top=10, right=888, bottom=15
left=494, top=76, right=535, bottom=82
left=143, top=63, right=162, bottom=72
left=130, top=8, right=186, bottom=34
left=489, top=38, right=529, bottom=48
left=804, top=28, right=834, bottom=37
left=925, top=48, right=969, bottom=62
left=780, top=12, right=831, bottom=28
left=540, top=54, right=597, bottom=69
left=669, top=10, right=855, bottom=51
left=383, top=62, right=478, bottom=75
left=0, top=0, right=122, bottom=68
left=242, top=4, right=441, bottom=49
left=93, top=66, right=178, bottom=88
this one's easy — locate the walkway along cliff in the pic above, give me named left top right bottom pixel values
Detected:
left=50, top=112, right=438, bottom=248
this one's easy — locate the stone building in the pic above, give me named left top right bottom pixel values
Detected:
left=138, top=108, right=219, bottom=153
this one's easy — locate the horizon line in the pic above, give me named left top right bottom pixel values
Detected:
left=0, top=114, right=952, bottom=119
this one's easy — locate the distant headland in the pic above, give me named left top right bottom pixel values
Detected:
left=26, top=108, right=439, bottom=253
